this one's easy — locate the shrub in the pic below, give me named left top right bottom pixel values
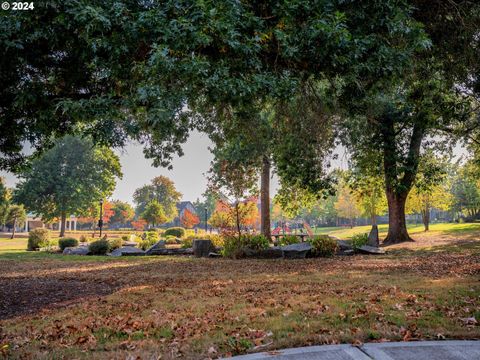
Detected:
left=121, top=235, right=129, bottom=242
left=164, top=227, right=186, bottom=238
left=79, top=235, right=90, bottom=243
left=182, top=236, right=194, bottom=249
left=222, top=236, right=244, bottom=259
left=309, top=235, right=338, bottom=257
left=138, top=231, right=159, bottom=250
left=222, top=234, right=269, bottom=259
left=206, top=234, right=224, bottom=248
left=40, top=239, right=60, bottom=253
left=58, top=237, right=78, bottom=251
left=89, top=239, right=110, bottom=255
left=351, top=233, right=369, bottom=250
left=165, top=236, right=178, bottom=245
left=243, top=234, right=269, bottom=250
left=27, top=228, right=50, bottom=250
left=108, top=237, right=123, bottom=250
left=278, top=235, right=299, bottom=246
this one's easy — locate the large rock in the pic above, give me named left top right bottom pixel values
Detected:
left=109, top=246, right=145, bottom=257
left=244, top=247, right=283, bottom=259
left=281, top=242, right=312, bottom=259
left=144, top=240, right=166, bottom=255
left=63, top=246, right=90, bottom=255
left=357, top=245, right=386, bottom=255
left=146, top=247, right=193, bottom=256
left=123, top=241, right=138, bottom=247
left=193, top=239, right=214, bottom=257
left=337, top=240, right=353, bottom=251
left=368, top=225, right=379, bottom=247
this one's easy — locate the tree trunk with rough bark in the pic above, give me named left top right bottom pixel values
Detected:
left=260, top=156, right=271, bottom=239
left=422, top=203, right=430, bottom=231
left=60, top=211, right=67, bottom=237
left=383, top=190, right=413, bottom=245
left=381, top=116, right=424, bottom=245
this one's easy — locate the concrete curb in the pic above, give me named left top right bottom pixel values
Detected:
left=229, top=340, right=480, bottom=359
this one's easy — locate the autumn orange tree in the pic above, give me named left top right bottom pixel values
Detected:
left=77, top=200, right=115, bottom=230
left=131, top=219, right=147, bottom=231
left=208, top=199, right=258, bottom=237
left=180, top=208, right=200, bottom=229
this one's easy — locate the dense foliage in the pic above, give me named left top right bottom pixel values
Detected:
left=14, top=136, right=121, bottom=236
left=133, top=176, right=181, bottom=220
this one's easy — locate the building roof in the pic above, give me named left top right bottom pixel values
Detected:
left=176, top=201, right=196, bottom=214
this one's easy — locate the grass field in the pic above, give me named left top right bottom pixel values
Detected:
left=313, top=222, right=480, bottom=240
left=0, top=223, right=479, bottom=359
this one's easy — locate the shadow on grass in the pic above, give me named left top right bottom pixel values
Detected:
left=386, top=240, right=480, bottom=257
left=1, top=241, right=478, bottom=321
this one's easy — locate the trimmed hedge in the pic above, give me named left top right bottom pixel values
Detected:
left=89, top=239, right=110, bottom=255
left=27, top=228, right=50, bottom=251
left=58, top=237, right=78, bottom=251
left=164, top=227, right=186, bottom=238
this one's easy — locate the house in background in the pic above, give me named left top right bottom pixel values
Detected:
left=24, top=213, right=79, bottom=232
left=165, top=201, right=198, bottom=227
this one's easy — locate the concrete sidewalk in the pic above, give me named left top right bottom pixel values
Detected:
left=230, top=340, right=480, bottom=359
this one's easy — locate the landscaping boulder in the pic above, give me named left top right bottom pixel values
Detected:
left=368, top=225, right=379, bottom=247
left=146, top=247, right=193, bottom=256
left=144, top=240, right=166, bottom=255
left=63, top=246, right=90, bottom=256
left=281, top=242, right=312, bottom=259
left=193, top=239, right=214, bottom=257
left=123, top=241, right=138, bottom=247
left=243, top=247, right=283, bottom=259
left=337, top=240, right=353, bottom=251
left=357, top=245, right=385, bottom=255
left=109, top=246, right=145, bottom=257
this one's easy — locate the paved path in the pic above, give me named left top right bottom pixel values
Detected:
left=231, top=341, right=480, bottom=360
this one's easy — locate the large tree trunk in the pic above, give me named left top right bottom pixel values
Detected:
left=10, top=218, right=16, bottom=239
left=422, top=203, right=430, bottom=231
left=260, top=156, right=271, bottom=239
left=381, top=115, right=424, bottom=245
left=383, top=191, right=413, bottom=245
left=60, top=211, right=67, bottom=237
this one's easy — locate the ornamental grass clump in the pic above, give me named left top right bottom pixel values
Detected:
left=138, top=230, right=158, bottom=250
left=27, top=228, right=50, bottom=251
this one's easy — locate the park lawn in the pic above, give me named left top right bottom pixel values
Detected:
left=314, top=222, right=480, bottom=240
left=0, top=230, right=479, bottom=359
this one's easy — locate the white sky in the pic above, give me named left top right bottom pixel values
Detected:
left=0, top=131, right=281, bottom=205
left=0, top=132, right=463, bottom=205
